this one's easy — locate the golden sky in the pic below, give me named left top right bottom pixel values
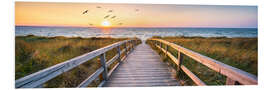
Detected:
left=15, top=2, right=257, bottom=28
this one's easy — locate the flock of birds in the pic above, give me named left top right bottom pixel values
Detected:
left=81, top=6, right=139, bottom=27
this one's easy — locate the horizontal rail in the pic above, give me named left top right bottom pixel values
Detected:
left=156, top=45, right=179, bottom=66
left=156, top=45, right=205, bottom=85
left=16, top=39, right=141, bottom=88
left=180, top=65, right=206, bottom=86
left=77, top=67, right=104, bottom=87
left=148, top=39, right=257, bottom=85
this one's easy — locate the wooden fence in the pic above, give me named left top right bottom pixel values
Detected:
left=15, top=39, right=141, bottom=88
left=147, top=39, right=257, bottom=85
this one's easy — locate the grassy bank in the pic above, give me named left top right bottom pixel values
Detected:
left=15, top=35, right=137, bottom=87
left=146, top=36, right=257, bottom=85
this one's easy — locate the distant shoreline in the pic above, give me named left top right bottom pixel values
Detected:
left=15, top=35, right=258, bottom=39
left=15, top=25, right=258, bottom=29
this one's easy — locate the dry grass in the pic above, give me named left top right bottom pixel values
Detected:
left=15, top=35, right=138, bottom=87
left=147, top=36, right=257, bottom=85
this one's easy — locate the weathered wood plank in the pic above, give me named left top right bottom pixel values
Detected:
left=104, top=43, right=179, bottom=87
left=150, top=39, right=258, bottom=85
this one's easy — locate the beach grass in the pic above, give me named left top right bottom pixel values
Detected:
left=146, top=36, right=257, bottom=85
left=15, top=35, right=140, bottom=87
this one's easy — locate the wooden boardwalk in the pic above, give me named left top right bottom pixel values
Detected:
left=15, top=39, right=257, bottom=88
left=104, top=43, right=179, bottom=87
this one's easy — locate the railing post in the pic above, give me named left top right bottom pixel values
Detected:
left=160, top=41, right=162, bottom=49
left=177, top=51, right=184, bottom=71
left=117, top=46, right=121, bottom=62
left=100, top=53, right=108, bottom=80
left=155, top=40, right=157, bottom=46
left=133, top=40, right=136, bottom=51
left=124, top=42, right=128, bottom=55
left=131, top=40, right=134, bottom=51
left=165, top=45, right=169, bottom=57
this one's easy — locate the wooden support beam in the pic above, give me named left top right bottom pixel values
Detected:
left=177, top=51, right=184, bottom=71
left=100, top=53, right=108, bottom=80
left=117, top=46, right=121, bottom=62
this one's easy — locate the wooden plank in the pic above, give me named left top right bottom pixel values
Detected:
left=106, top=79, right=178, bottom=84
left=104, top=43, right=179, bottom=87
left=15, top=39, right=136, bottom=88
left=77, top=67, right=104, bottom=87
left=106, top=82, right=179, bottom=87
left=180, top=65, right=206, bottom=86
left=151, top=39, right=258, bottom=85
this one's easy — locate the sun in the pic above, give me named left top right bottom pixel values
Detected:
left=101, top=20, right=111, bottom=27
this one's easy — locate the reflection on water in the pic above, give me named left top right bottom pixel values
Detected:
left=100, top=28, right=111, bottom=37
left=15, top=26, right=258, bottom=40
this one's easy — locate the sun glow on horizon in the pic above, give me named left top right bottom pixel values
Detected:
left=101, top=20, right=111, bottom=27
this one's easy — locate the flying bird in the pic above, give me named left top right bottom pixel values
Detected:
left=135, top=9, right=139, bottom=12
left=108, top=10, right=113, bottom=13
left=88, top=23, right=93, bottom=26
left=82, top=10, right=88, bottom=14
left=96, top=6, right=101, bottom=8
left=104, top=15, right=110, bottom=19
left=111, top=16, right=116, bottom=19
left=118, top=23, right=123, bottom=25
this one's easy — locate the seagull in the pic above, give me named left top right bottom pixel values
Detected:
left=82, top=10, right=88, bottom=14
left=96, top=6, right=101, bottom=8
left=118, top=23, right=123, bottom=25
left=108, top=10, right=113, bottom=13
left=135, top=9, right=139, bottom=12
left=88, top=23, right=93, bottom=26
left=111, top=16, right=116, bottom=19
left=104, top=15, right=110, bottom=19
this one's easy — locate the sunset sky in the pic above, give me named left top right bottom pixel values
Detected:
left=15, top=2, right=257, bottom=28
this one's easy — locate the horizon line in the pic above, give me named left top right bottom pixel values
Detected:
left=15, top=25, right=258, bottom=29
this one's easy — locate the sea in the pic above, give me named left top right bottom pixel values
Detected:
left=15, top=26, right=258, bottom=40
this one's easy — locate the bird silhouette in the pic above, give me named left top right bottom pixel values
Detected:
left=111, top=16, right=116, bottom=19
left=135, top=9, right=139, bottom=12
left=104, top=15, right=110, bottom=19
left=118, top=23, right=123, bottom=25
left=108, top=10, right=113, bottom=13
left=82, top=10, right=88, bottom=14
left=96, top=6, right=101, bottom=8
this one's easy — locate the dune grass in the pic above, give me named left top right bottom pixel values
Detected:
left=146, top=36, right=257, bottom=85
left=15, top=35, right=139, bottom=87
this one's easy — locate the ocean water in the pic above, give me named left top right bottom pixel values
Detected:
left=15, top=26, right=257, bottom=40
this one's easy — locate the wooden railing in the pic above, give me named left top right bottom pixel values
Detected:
left=147, top=39, right=257, bottom=85
left=15, top=39, right=141, bottom=88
